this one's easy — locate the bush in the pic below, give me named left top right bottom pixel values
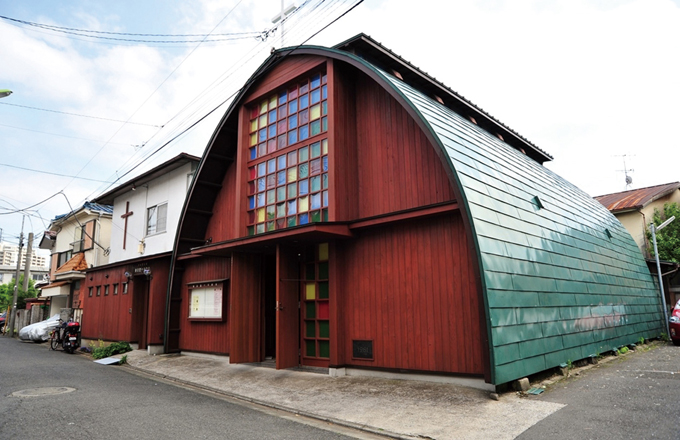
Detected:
left=92, top=341, right=133, bottom=360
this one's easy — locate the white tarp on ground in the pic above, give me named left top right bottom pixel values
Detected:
left=18, top=314, right=61, bottom=342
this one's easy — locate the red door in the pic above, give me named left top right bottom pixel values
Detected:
left=276, top=245, right=299, bottom=369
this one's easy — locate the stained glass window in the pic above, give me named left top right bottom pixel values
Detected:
left=302, top=243, right=330, bottom=360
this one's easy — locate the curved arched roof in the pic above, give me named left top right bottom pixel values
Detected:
left=172, top=35, right=664, bottom=384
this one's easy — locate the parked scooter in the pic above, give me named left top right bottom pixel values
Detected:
left=61, top=320, right=81, bottom=354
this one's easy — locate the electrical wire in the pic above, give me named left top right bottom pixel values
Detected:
left=0, top=123, right=131, bottom=146
left=0, top=102, right=162, bottom=127
left=0, top=163, right=114, bottom=183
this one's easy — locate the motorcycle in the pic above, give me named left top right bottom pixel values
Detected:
left=61, top=320, right=81, bottom=354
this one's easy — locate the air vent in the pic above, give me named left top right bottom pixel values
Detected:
left=352, top=340, right=373, bottom=360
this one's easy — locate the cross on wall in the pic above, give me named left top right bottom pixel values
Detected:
left=121, top=201, right=133, bottom=250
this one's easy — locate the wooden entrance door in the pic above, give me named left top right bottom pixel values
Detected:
left=276, top=245, right=299, bottom=369
left=130, top=278, right=149, bottom=349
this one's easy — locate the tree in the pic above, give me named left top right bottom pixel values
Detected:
left=647, top=202, right=680, bottom=264
left=0, top=275, right=38, bottom=311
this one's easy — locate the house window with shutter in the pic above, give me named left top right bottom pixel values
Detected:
left=146, top=203, right=167, bottom=235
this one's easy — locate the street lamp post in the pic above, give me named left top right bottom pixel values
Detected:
left=650, top=215, right=676, bottom=338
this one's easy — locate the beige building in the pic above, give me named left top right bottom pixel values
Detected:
left=596, top=182, right=680, bottom=304
left=0, top=242, right=48, bottom=268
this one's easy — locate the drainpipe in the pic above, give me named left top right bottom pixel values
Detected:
left=640, top=211, right=648, bottom=257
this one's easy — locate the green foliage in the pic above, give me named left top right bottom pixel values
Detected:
left=119, top=355, right=128, bottom=365
left=619, top=346, right=629, bottom=354
left=638, top=336, right=645, bottom=346
left=0, top=275, right=38, bottom=310
left=92, top=341, right=133, bottom=360
left=647, top=202, right=680, bottom=263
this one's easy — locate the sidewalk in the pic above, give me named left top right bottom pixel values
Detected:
left=115, top=349, right=564, bottom=440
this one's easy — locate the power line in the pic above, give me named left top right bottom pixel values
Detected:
left=0, top=102, right=162, bottom=127
left=0, top=123, right=131, bottom=146
left=0, top=163, right=114, bottom=183
left=0, top=191, right=63, bottom=216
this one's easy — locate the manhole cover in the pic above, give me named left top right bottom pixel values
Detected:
left=11, top=387, right=76, bottom=397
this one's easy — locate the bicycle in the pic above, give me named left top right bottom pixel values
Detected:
left=49, top=320, right=63, bottom=350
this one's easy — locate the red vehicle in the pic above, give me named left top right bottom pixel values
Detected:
left=669, top=299, right=680, bottom=346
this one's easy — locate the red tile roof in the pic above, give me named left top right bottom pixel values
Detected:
left=55, top=253, right=88, bottom=273
left=595, top=182, right=680, bottom=213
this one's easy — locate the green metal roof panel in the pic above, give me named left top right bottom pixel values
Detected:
left=378, top=70, right=664, bottom=385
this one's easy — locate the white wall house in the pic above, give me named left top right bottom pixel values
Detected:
left=39, top=203, right=113, bottom=316
left=97, top=153, right=200, bottom=263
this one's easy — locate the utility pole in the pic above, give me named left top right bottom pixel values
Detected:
left=22, top=232, right=34, bottom=293
left=8, top=216, right=25, bottom=338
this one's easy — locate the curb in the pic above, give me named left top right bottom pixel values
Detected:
left=121, top=362, right=417, bottom=440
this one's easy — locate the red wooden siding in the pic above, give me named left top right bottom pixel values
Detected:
left=229, top=252, right=263, bottom=362
left=204, top=161, right=238, bottom=242
left=332, top=69, right=455, bottom=220
left=243, top=57, right=327, bottom=105
left=81, top=258, right=170, bottom=345
left=177, top=256, right=231, bottom=354
left=336, top=213, right=484, bottom=375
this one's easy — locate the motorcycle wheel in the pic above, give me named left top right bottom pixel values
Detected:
left=64, top=345, right=73, bottom=354
left=50, top=336, right=59, bottom=351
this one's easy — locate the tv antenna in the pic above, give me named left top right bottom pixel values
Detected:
left=615, top=154, right=634, bottom=190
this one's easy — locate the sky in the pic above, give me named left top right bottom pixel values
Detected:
left=1, top=0, right=679, bottom=258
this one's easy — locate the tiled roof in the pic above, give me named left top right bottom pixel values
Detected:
left=53, top=202, right=113, bottom=221
left=595, top=182, right=680, bottom=213
left=55, top=253, right=88, bottom=273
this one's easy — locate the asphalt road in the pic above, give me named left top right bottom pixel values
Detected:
left=0, top=337, right=368, bottom=440
left=518, top=343, right=680, bottom=440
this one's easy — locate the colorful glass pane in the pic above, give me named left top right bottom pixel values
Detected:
left=277, top=170, right=286, bottom=186
left=249, top=166, right=257, bottom=180
left=257, top=192, right=265, bottom=207
left=277, top=203, right=285, bottom=218
left=247, top=210, right=255, bottom=224
left=299, top=146, right=309, bottom=162
left=287, top=167, right=297, bottom=182
left=267, top=174, right=276, bottom=189
left=278, top=134, right=287, bottom=150
left=299, top=195, right=309, bottom=212
left=250, top=106, right=259, bottom=119
left=319, top=320, right=329, bottom=337
left=279, top=91, right=287, bottom=105
left=267, top=159, right=276, bottom=174
left=299, top=213, right=309, bottom=224
left=258, top=128, right=267, bottom=142
left=299, top=163, right=309, bottom=178
left=300, top=109, right=309, bottom=124
left=260, top=100, right=268, bottom=114
left=310, top=89, right=320, bottom=104
left=319, top=243, right=329, bottom=261
left=266, top=205, right=275, bottom=220
left=300, top=83, right=309, bottom=94
left=256, top=223, right=265, bottom=234
left=322, top=139, right=328, bottom=154
left=319, top=340, right=329, bottom=358
left=287, top=151, right=297, bottom=166
left=323, top=190, right=328, bottom=207
left=269, top=95, right=277, bottom=109
left=287, top=216, right=296, bottom=227
left=318, top=262, right=329, bottom=279
left=250, top=133, right=257, bottom=147
left=287, top=199, right=297, bottom=214
left=288, top=114, right=298, bottom=129
left=257, top=208, right=265, bottom=223
left=267, top=189, right=275, bottom=205
left=268, top=139, right=277, bottom=153
left=288, top=99, right=298, bottom=114
left=310, top=120, right=320, bottom=137
left=306, top=283, right=315, bottom=300
left=306, top=321, right=315, bottom=338
left=310, top=104, right=320, bottom=121
left=276, top=219, right=285, bottom=229
left=258, top=143, right=266, bottom=157
left=250, top=119, right=258, bottom=132
left=299, top=179, right=309, bottom=196
left=277, top=120, right=287, bottom=135
left=289, top=87, right=298, bottom=99
left=323, top=156, right=328, bottom=172
left=310, top=159, right=321, bottom=175
left=279, top=104, right=287, bottom=118
left=247, top=225, right=255, bottom=236
left=268, top=124, right=276, bottom=139
left=311, top=193, right=321, bottom=209
left=249, top=147, right=257, bottom=160
left=288, top=130, right=297, bottom=145
left=248, top=196, right=255, bottom=209
left=299, top=125, right=309, bottom=141
left=277, top=155, right=286, bottom=170
left=299, top=94, right=309, bottom=108
left=259, top=114, right=267, bottom=128
left=248, top=181, right=255, bottom=195
left=306, top=340, right=316, bottom=357
left=322, top=117, right=327, bottom=132
left=287, top=184, right=297, bottom=200
left=257, top=162, right=266, bottom=177
left=318, top=302, right=329, bottom=319
left=277, top=187, right=286, bottom=202
left=322, top=85, right=327, bottom=99
left=311, top=210, right=320, bottom=222
left=267, top=221, right=275, bottom=231
left=322, top=101, right=327, bottom=116
left=257, top=178, right=265, bottom=192
left=268, top=109, right=277, bottom=124
left=311, top=74, right=321, bottom=89
left=311, top=142, right=321, bottom=158
left=322, top=74, right=327, bottom=84
left=323, top=208, right=328, bottom=221
left=306, top=302, right=315, bottom=319
left=306, top=263, right=315, bottom=280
